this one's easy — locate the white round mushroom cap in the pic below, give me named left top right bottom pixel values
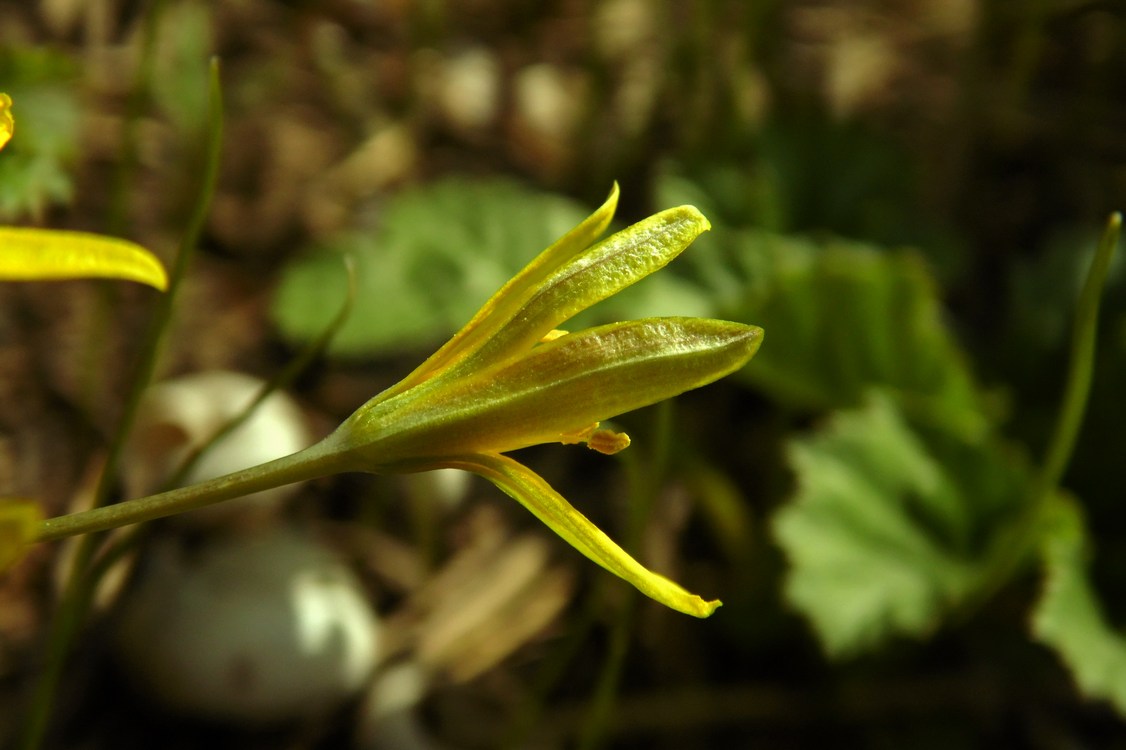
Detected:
left=114, top=527, right=380, bottom=725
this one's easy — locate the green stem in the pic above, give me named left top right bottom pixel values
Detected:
left=972, top=212, right=1122, bottom=605
left=35, top=437, right=355, bottom=543
left=89, top=58, right=224, bottom=521
left=1038, top=212, right=1122, bottom=496
left=20, top=56, right=228, bottom=750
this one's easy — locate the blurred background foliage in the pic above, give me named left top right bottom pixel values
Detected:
left=3, top=0, right=1126, bottom=748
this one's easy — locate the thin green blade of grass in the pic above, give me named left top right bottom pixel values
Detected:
left=20, top=57, right=225, bottom=750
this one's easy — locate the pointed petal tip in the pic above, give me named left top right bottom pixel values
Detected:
left=661, top=589, right=722, bottom=618
left=712, top=321, right=764, bottom=365
left=590, top=182, right=619, bottom=226
left=0, top=228, right=169, bottom=291
left=684, top=205, right=712, bottom=234
left=741, top=323, right=765, bottom=354
left=454, top=454, right=726, bottom=619
left=666, top=204, right=711, bottom=234
left=692, top=597, right=723, bottom=618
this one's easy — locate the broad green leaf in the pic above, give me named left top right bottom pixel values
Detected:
left=448, top=453, right=720, bottom=617
left=1033, top=495, right=1126, bottom=713
left=273, top=178, right=595, bottom=356
left=654, top=123, right=966, bottom=279
left=773, top=393, right=998, bottom=658
left=0, top=227, right=168, bottom=290
left=701, top=228, right=985, bottom=439
left=0, top=498, right=41, bottom=573
left=0, top=92, right=12, bottom=151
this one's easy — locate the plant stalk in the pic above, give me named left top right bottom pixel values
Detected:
left=969, top=212, right=1122, bottom=610
left=35, top=437, right=355, bottom=542
left=1038, top=211, right=1122, bottom=496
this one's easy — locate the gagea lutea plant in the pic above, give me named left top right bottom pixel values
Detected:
left=1, top=90, right=762, bottom=617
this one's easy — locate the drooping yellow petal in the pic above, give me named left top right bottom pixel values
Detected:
left=0, top=227, right=168, bottom=290
left=385, top=183, right=621, bottom=398
left=0, top=498, right=41, bottom=573
left=449, top=453, right=721, bottom=617
left=336, top=317, right=763, bottom=466
left=0, top=93, right=12, bottom=152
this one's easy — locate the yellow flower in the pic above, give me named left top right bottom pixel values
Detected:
left=0, top=93, right=166, bottom=574
left=0, top=92, right=167, bottom=290
left=25, top=184, right=759, bottom=616
left=320, top=185, right=763, bottom=617
left=0, top=92, right=13, bottom=151
left=0, top=227, right=168, bottom=289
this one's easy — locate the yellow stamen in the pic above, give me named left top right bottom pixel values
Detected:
left=587, top=429, right=631, bottom=455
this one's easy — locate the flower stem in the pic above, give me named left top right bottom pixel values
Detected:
left=34, top=438, right=353, bottom=543
left=1038, top=211, right=1122, bottom=496
left=20, top=58, right=226, bottom=750
left=968, top=212, right=1121, bottom=611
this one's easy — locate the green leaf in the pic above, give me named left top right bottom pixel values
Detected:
left=1033, top=495, right=1126, bottom=712
left=273, top=178, right=595, bottom=356
left=704, top=228, right=985, bottom=439
left=0, top=498, right=41, bottom=573
left=0, top=48, right=80, bottom=220
left=654, top=123, right=967, bottom=279
left=773, top=393, right=1000, bottom=658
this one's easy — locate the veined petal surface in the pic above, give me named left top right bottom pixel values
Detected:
left=453, top=206, right=711, bottom=376
left=339, top=318, right=762, bottom=464
left=387, top=183, right=620, bottom=397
